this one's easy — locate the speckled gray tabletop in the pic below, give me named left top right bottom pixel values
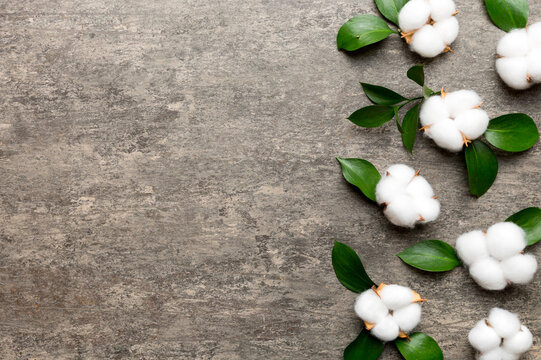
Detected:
left=0, top=0, right=540, bottom=359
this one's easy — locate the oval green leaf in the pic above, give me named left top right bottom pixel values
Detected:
left=484, top=113, right=539, bottom=152
left=407, top=64, right=425, bottom=86
left=361, top=83, right=407, bottom=106
left=337, top=14, right=395, bottom=51
left=332, top=241, right=376, bottom=293
left=484, top=0, right=529, bottom=32
left=337, top=157, right=381, bottom=202
left=401, top=103, right=420, bottom=154
left=344, top=330, right=385, bottom=360
left=506, top=207, right=541, bottom=246
left=375, top=0, right=409, bottom=25
left=465, top=140, right=498, bottom=197
left=348, top=105, right=395, bottom=128
left=395, top=333, right=443, bottom=360
left=397, top=240, right=461, bottom=272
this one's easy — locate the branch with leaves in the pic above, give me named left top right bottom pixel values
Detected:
left=332, top=241, right=444, bottom=360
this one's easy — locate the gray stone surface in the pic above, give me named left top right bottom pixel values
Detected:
left=0, top=0, right=540, bottom=359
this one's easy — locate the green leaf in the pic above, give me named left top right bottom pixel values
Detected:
left=398, top=240, right=462, bottom=272
left=332, top=241, right=376, bottom=293
left=348, top=105, right=395, bottom=128
left=484, top=0, right=529, bottom=32
left=395, top=333, right=443, bottom=360
left=401, top=103, right=420, bottom=154
left=374, top=0, right=409, bottom=25
left=361, top=83, right=407, bottom=106
left=506, top=207, right=541, bottom=246
left=337, top=157, right=381, bottom=202
left=484, top=113, right=539, bottom=152
left=465, top=140, right=498, bottom=197
left=337, top=15, right=395, bottom=51
left=394, top=107, right=403, bottom=134
left=407, top=65, right=425, bottom=86
left=344, top=329, right=385, bottom=360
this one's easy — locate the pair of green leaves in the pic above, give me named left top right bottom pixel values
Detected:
left=349, top=65, right=432, bottom=154
left=485, top=0, right=529, bottom=32
left=333, top=241, right=444, bottom=360
left=337, top=0, right=408, bottom=51
left=397, top=207, right=541, bottom=272
left=465, top=114, right=539, bottom=197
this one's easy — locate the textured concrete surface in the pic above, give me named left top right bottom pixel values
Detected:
left=0, top=0, right=540, bottom=359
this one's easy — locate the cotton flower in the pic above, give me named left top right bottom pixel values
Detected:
left=455, top=222, right=537, bottom=290
left=354, top=284, right=426, bottom=342
left=469, top=308, right=533, bottom=359
left=375, top=164, right=440, bottom=228
left=496, top=22, right=541, bottom=90
left=398, top=0, right=459, bottom=58
left=419, top=90, right=489, bottom=152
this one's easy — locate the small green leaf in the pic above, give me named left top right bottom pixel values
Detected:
left=506, top=207, right=541, bottom=246
left=484, top=0, right=529, bottom=32
left=337, top=15, right=395, bottom=51
left=332, top=241, right=376, bottom=293
left=398, top=240, right=462, bottom=272
left=395, top=333, right=443, bottom=360
left=344, top=329, right=385, bottom=360
left=374, top=0, right=409, bottom=25
left=465, top=140, right=498, bottom=197
left=484, top=113, right=539, bottom=152
left=422, top=85, right=435, bottom=99
left=394, top=107, right=403, bottom=134
left=361, top=83, right=407, bottom=106
left=337, top=157, right=381, bottom=202
left=348, top=105, right=395, bottom=128
left=401, top=103, right=420, bottom=154
left=407, top=65, right=425, bottom=86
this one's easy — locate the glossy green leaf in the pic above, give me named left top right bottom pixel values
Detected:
left=361, top=83, right=407, bottom=106
left=332, top=241, right=376, bottom=293
left=348, top=105, right=395, bottom=128
left=401, top=103, right=420, bottom=154
left=337, top=157, right=381, bottom=202
left=374, top=0, right=409, bottom=25
left=506, top=207, right=541, bottom=246
left=344, top=329, right=385, bottom=360
left=398, top=240, right=461, bottom=272
left=394, top=107, right=403, bottom=134
left=484, top=113, right=539, bottom=152
left=465, top=140, right=498, bottom=197
left=395, top=333, right=443, bottom=360
left=407, top=65, right=425, bottom=86
left=337, top=15, right=395, bottom=51
left=484, top=0, right=529, bottom=32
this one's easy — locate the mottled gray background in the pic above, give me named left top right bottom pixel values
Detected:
left=0, top=0, right=540, bottom=359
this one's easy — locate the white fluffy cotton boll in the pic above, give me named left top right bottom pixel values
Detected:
left=416, top=197, right=440, bottom=223
left=378, top=284, right=414, bottom=310
left=398, top=0, right=432, bottom=32
left=500, top=351, right=520, bottom=360
left=503, top=326, right=533, bottom=355
left=410, top=25, right=446, bottom=58
left=376, top=177, right=405, bottom=205
left=386, top=164, right=416, bottom=183
left=406, top=176, right=434, bottom=198
left=488, top=308, right=521, bottom=339
left=497, top=28, right=530, bottom=58
left=454, top=109, right=490, bottom=140
left=486, top=222, right=526, bottom=261
left=428, top=0, right=456, bottom=22
left=443, top=90, right=482, bottom=118
left=501, top=254, right=538, bottom=285
left=433, top=16, right=459, bottom=45
left=371, top=314, right=400, bottom=342
left=469, top=320, right=502, bottom=353
left=469, top=257, right=507, bottom=290
left=426, top=118, right=464, bottom=152
left=455, top=230, right=489, bottom=266
left=527, top=49, right=541, bottom=82
left=420, top=95, right=448, bottom=127
left=496, top=57, right=531, bottom=90
left=384, top=195, right=420, bottom=228
left=392, top=303, right=422, bottom=333
left=354, top=289, right=389, bottom=324
left=528, top=22, right=541, bottom=49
